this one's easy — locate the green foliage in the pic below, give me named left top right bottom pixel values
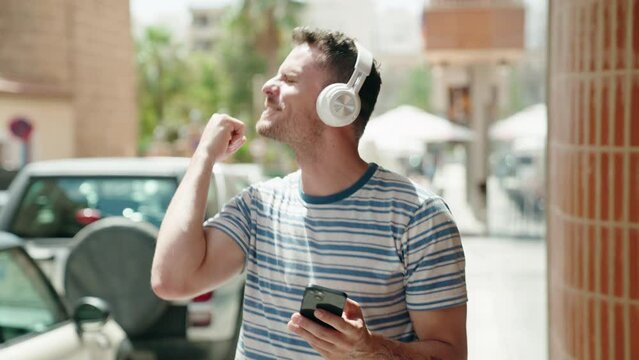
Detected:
left=397, top=65, right=433, bottom=111
left=505, top=67, right=523, bottom=118
left=187, top=54, right=225, bottom=119
left=136, top=26, right=191, bottom=147
left=135, top=1, right=304, bottom=166
left=216, top=0, right=304, bottom=119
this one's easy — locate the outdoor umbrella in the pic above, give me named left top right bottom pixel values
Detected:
left=360, top=105, right=473, bottom=155
left=490, top=103, right=547, bottom=141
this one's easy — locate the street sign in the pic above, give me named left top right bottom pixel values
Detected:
left=9, top=117, right=33, bottom=142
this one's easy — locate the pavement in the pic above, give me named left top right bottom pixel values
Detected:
left=435, top=162, right=487, bottom=236
left=464, top=236, right=548, bottom=360
left=438, top=162, right=548, bottom=359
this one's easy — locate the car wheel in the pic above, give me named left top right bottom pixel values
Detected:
left=64, top=217, right=168, bottom=337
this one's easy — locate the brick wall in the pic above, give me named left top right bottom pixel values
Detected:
left=548, top=0, right=639, bottom=358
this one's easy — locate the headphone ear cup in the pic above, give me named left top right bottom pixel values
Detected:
left=316, top=83, right=361, bottom=127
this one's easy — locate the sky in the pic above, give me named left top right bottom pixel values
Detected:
left=130, top=0, right=233, bottom=39
left=130, top=0, right=232, bottom=26
left=129, top=0, right=547, bottom=49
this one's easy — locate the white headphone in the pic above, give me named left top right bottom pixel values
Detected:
left=316, top=42, right=374, bottom=127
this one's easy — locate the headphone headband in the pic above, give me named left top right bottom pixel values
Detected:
left=347, top=42, right=374, bottom=94
left=315, top=41, right=374, bottom=127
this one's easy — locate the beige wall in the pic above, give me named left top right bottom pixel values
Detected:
left=0, top=95, right=74, bottom=168
left=70, top=0, right=138, bottom=157
left=0, top=0, right=137, bottom=164
left=0, top=0, right=71, bottom=88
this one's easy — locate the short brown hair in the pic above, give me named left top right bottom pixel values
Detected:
left=292, top=27, right=382, bottom=139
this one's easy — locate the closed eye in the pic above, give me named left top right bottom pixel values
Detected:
left=281, top=74, right=297, bottom=84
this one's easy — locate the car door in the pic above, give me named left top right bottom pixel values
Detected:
left=0, top=247, right=106, bottom=360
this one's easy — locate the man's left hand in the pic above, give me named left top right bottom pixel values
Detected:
left=287, top=298, right=378, bottom=359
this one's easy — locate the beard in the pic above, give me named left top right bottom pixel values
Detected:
left=256, top=107, right=324, bottom=148
left=256, top=109, right=285, bottom=141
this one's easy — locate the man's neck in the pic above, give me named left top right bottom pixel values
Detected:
left=294, top=137, right=369, bottom=198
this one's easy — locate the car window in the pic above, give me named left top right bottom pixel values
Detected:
left=222, top=174, right=252, bottom=202
left=204, top=170, right=255, bottom=219
left=0, top=248, right=67, bottom=344
left=9, top=177, right=178, bottom=238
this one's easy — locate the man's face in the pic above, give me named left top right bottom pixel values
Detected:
left=256, top=44, right=330, bottom=145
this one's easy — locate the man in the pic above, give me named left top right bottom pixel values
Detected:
left=152, top=27, right=467, bottom=359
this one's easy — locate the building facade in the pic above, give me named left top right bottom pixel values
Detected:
left=0, top=0, right=137, bottom=168
left=422, top=0, right=526, bottom=221
left=189, top=6, right=228, bottom=52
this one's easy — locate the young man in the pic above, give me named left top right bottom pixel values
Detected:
left=152, top=27, right=467, bottom=359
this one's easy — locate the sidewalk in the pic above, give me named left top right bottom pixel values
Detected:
left=464, top=236, right=548, bottom=359
left=435, top=163, right=548, bottom=358
left=436, top=163, right=486, bottom=236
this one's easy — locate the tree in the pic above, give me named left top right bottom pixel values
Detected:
left=212, top=0, right=304, bottom=168
left=134, top=2, right=303, bottom=166
left=136, top=26, right=228, bottom=154
left=216, top=0, right=304, bottom=122
left=136, top=26, right=190, bottom=150
left=396, top=64, right=433, bottom=112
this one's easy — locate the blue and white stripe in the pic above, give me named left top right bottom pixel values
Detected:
left=204, top=163, right=467, bottom=359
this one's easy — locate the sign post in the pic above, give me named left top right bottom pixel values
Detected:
left=9, top=117, right=33, bottom=168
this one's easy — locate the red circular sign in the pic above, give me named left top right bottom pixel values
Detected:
left=9, top=117, right=33, bottom=141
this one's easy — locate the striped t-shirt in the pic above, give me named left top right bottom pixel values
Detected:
left=204, top=163, right=467, bottom=359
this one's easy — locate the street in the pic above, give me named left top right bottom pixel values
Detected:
left=443, top=159, right=549, bottom=359
left=464, top=236, right=547, bottom=360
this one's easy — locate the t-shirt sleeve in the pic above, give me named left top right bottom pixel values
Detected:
left=403, top=197, right=467, bottom=311
left=203, top=187, right=253, bottom=261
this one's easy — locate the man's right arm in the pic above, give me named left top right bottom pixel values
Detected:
left=151, top=114, right=247, bottom=300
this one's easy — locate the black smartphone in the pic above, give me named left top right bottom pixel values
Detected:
left=300, top=284, right=347, bottom=329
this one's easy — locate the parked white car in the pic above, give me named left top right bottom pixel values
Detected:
left=0, top=157, right=263, bottom=359
left=0, top=231, right=130, bottom=360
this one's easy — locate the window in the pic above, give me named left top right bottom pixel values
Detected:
left=195, top=40, right=213, bottom=51
left=9, top=177, right=178, bottom=238
left=193, top=14, right=209, bottom=27
left=0, top=248, right=67, bottom=344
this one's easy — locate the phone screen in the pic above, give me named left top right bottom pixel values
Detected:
left=300, top=285, right=347, bottom=329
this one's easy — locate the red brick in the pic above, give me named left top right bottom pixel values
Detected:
left=631, top=76, right=639, bottom=147
left=588, top=81, right=598, bottom=146
left=601, top=300, right=610, bottom=359
left=614, top=77, right=625, bottom=147
left=601, top=228, right=610, bottom=294
left=587, top=227, right=597, bottom=292
left=601, top=153, right=611, bottom=220
left=614, top=304, right=625, bottom=358
left=630, top=153, right=639, bottom=223
left=635, top=0, right=639, bottom=69
left=575, top=225, right=583, bottom=289
left=630, top=229, right=639, bottom=300
left=614, top=154, right=625, bottom=221
left=587, top=153, right=597, bottom=220
left=601, top=77, right=611, bottom=146
left=616, top=0, right=628, bottom=70
left=588, top=299, right=597, bottom=359
left=613, top=228, right=625, bottom=297
left=630, top=305, right=639, bottom=357
left=602, top=1, right=613, bottom=71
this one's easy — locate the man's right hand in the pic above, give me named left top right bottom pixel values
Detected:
left=152, top=113, right=247, bottom=300
left=197, top=113, right=247, bottom=162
